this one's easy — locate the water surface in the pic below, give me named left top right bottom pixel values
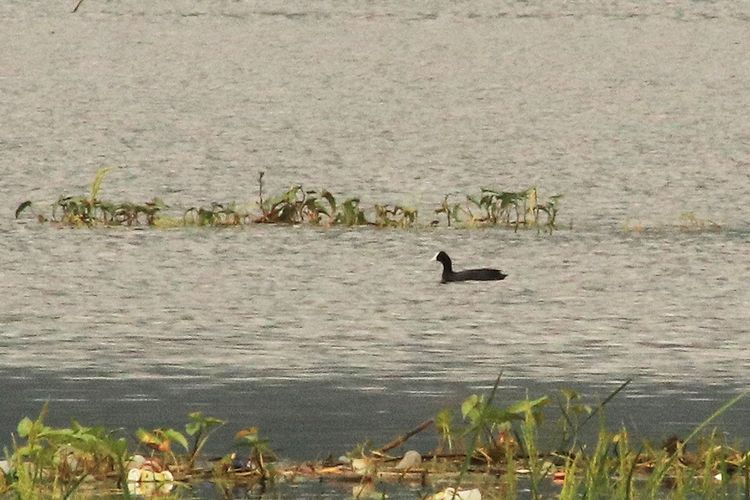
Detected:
left=1, top=0, right=749, bottom=468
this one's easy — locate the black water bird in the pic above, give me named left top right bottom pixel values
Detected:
left=431, top=251, right=507, bottom=283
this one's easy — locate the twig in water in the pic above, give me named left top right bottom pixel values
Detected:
left=72, top=0, right=86, bottom=13
left=375, top=419, right=434, bottom=454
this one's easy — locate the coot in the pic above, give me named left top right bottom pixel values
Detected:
left=432, top=251, right=507, bottom=283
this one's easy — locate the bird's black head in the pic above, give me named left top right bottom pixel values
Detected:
left=431, top=251, right=452, bottom=268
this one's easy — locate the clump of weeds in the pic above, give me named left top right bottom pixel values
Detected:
left=16, top=167, right=565, bottom=233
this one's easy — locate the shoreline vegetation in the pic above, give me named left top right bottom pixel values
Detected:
left=1, top=380, right=748, bottom=499
left=14, top=168, right=561, bottom=233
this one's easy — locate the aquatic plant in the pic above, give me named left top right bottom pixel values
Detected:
left=184, top=202, right=250, bottom=226
left=253, top=184, right=373, bottom=227
left=3, top=403, right=132, bottom=499
left=397, top=378, right=750, bottom=499
left=534, top=193, right=562, bottom=234
left=433, top=193, right=463, bottom=227
left=1, top=387, right=748, bottom=499
left=16, top=168, right=564, bottom=232
left=623, top=212, right=724, bottom=234
left=374, top=204, right=418, bottom=228
left=465, top=188, right=526, bottom=226
left=15, top=167, right=166, bottom=227
left=135, top=426, right=189, bottom=464
left=679, top=211, right=721, bottom=232
left=331, top=196, right=369, bottom=226
left=185, top=412, right=225, bottom=469
left=460, top=186, right=562, bottom=232
left=233, top=427, right=275, bottom=479
left=255, top=184, right=325, bottom=224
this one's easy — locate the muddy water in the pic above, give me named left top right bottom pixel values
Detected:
left=1, top=0, right=749, bottom=466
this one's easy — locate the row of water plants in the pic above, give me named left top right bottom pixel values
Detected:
left=14, top=168, right=561, bottom=232
left=1, top=381, right=747, bottom=499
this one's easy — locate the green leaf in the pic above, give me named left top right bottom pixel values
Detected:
left=435, top=408, right=453, bottom=430
left=90, top=167, right=113, bottom=201
left=136, top=428, right=157, bottom=444
left=560, top=388, right=579, bottom=401
left=505, top=396, right=550, bottom=416
left=321, top=190, right=337, bottom=214
left=185, top=421, right=201, bottom=436
left=461, top=394, right=483, bottom=421
left=163, top=429, right=189, bottom=451
left=235, top=427, right=262, bottom=447
left=17, top=417, right=33, bottom=437
left=483, top=407, right=522, bottom=425
left=107, top=437, right=128, bottom=457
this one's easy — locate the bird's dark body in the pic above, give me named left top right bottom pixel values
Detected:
left=443, top=268, right=506, bottom=283
left=432, top=251, right=507, bottom=284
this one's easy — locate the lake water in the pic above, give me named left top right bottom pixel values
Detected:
left=1, top=0, right=749, bottom=483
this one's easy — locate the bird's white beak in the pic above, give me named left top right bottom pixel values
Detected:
left=431, top=252, right=439, bottom=261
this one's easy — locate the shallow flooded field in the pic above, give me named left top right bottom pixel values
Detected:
left=1, top=0, right=749, bottom=496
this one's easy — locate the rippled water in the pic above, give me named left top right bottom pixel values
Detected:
left=1, top=0, right=749, bottom=472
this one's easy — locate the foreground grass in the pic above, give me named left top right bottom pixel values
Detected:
left=1, top=381, right=747, bottom=499
left=15, top=168, right=561, bottom=233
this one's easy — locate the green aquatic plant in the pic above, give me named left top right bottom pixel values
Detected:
left=255, top=173, right=328, bottom=224
left=2, top=390, right=749, bottom=498
left=1, top=407, right=277, bottom=498
left=435, top=408, right=459, bottom=454
left=374, top=204, right=418, bottom=228
left=6, top=403, right=132, bottom=499
left=430, top=380, right=749, bottom=499
left=255, top=184, right=332, bottom=225
left=184, top=202, right=249, bottom=226
left=449, top=375, right=551, bottom=498
left=333, top=197, right=369, bottom=226
left=16, top=167, right=167, bottom=228
left=53, top=167, right=114, bottom=226
left=135, top=426, right=189, bottom=466
left=234, top=427, right=275, bottom=479
left=16, top=168, right=563, bottom=232
left=185, top=412, right=225, bottom=468
left=111, top=199, right=166, bottom=226
left=465, top=188, right=525, bottom=226
left=645, top=390, right=748, bottom=494
left=456, top=186, right=561, bottom=232
left=555, top=380, right=631, bottom=452
left=434, top=193, right=463, bottom=227
left=535, top=193, right=562, bottom=234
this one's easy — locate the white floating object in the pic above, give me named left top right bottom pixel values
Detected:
left=431, top=487, right=482, bottom=500
left=395, top=450, right=422, bottom=470
left=127, top=466, right=176, bottom=496
left=351, top=457, right=375, bottom=475
left=161, top=470, right=174, bottom=482
left=127, top=468, right=142, bottom=483
left=127, top=454, right=146, bottom=468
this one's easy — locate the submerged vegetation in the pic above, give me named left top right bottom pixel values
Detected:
left=622, top=212, right=723, bottom=234
left=1, top=382, right=747, bottom=499
left=14, top=168, right=562, bottom=232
